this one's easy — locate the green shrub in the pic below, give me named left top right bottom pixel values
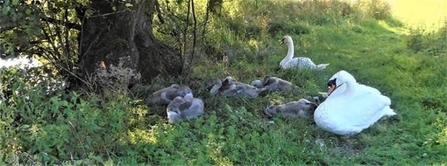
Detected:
left=407, top=21, right=447, bottom=56
left=0, top=67, right=147, bottom=165
left=268, top=21, right=311, bottom=36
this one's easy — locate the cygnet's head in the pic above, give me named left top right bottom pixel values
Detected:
left=297, top=98, right=318, bottom=111
left=206, top=78, right=222, bottom=95
left=183, top=93, right=194, bottom=100
left=223, top=76, right=234, bottom=85
left=251, top=79, right=263, bottom=88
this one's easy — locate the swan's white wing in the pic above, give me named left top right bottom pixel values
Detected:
left=296, top=57, right=316, bottom=67
left=340, top=90, right=393, bottom=130
left=356, top=84, right=394, bottom=115
left=282, top=57, right=316, bottom=69
left=357, top=84, right=382, bottom=95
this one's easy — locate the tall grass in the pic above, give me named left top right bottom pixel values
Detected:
left=1, top=0, right=447, bottom=165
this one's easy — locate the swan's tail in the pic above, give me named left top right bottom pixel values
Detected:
left=316, top=63, right=329, bottom=70
left=383, top=106, right=396, bottom=117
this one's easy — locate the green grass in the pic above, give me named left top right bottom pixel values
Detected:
left=184, top=19, right=447, bottom=165
left=1, top=0, right=447, bottom=165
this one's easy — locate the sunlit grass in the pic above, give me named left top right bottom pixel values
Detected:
left=127, top=129, right=158, bottom=144
left=385, top=0, right=447, bottom=30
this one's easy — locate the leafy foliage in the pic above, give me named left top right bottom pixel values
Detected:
left=0, top=67, right=145, bottom=165
left=0, top=0, right=85, bottom=80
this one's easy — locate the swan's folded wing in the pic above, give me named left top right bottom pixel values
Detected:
left=345, top=92, right=393, bottom=129
left=296, top=57, right=316, bottom=67
left=357, top=83, right=383, bottom=96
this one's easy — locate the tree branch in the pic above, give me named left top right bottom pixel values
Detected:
left=201, top=0, right=211, bottom=41
left=154, top=0, right=165, bottom=24
left=41, top=16, right=82, bottom=31
left=182, top=0, right=191, bottom=70
left=190, top=0, right=197, bottom=66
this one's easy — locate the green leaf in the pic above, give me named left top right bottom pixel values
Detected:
left=20, top=124, right=30, bottom=130
left=2, top=6, right=11, bottom=15
left=25, top=9, right=31, bottom=15
left=28, top=14, right=36, bottom=21
left=12, top=0, right=19, bottom=5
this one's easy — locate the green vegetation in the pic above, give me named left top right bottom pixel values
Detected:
left=1, top=0, right=447, bottom=165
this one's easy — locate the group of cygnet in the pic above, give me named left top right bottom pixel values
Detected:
left=144, top=35, right=397, bottom=136
left=145, top=84, right=204, bottom=124
left=145, top=75, right=315, bottom=124
left=207, top=75, right=316, bottom=119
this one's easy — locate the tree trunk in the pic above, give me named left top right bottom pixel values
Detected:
left=79, top=0, right=182, bottom=89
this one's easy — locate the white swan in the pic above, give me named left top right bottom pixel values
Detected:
left=314, top=70, right=396, bottom=135
left=167, top=93, right=205, bottom=124
left=280, top=36, right=329, bottom=70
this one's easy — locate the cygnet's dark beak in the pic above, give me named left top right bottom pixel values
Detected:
left=309, top=102, right=318, bottom=110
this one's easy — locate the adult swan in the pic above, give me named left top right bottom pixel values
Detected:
left=314, top=70, right=396, bottom=135
left=280, top=35, right=329, bottom=70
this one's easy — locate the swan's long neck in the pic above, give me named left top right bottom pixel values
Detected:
left=285, top=41, right=294, bottom=60
left=281, top=40, right=294, bottom=65
left=343, top=77, right=357, bottom=95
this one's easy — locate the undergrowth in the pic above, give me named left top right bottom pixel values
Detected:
left=1, top=0, right=447, bottom=165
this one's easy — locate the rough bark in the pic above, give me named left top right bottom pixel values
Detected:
left=79, top=0, right=182, bottom=89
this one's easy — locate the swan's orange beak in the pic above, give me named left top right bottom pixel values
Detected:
left=327, top=79, right=337, bottom=96
left=327, top=84, right=336, bottom=96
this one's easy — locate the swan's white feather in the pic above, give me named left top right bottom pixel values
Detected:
left=281, top=57, right=328, bottom=70
left=314, top=70, right=396, bottom=135
left=280, top=36, right=329, bottom=70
